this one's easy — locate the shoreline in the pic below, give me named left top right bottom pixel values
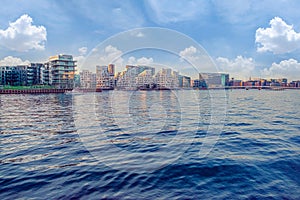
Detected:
left=1, top=87, right=299, bottom=94
left=0, top=88, right=72, bottom=94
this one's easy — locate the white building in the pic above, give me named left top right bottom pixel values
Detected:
left=96, top=65, right=115, bottom=89
left=116, top=65, right=155, bottom=90
left=155, top=68, right=179, bottom=89
left=136, top=69, right=155, bottom=89
left=116, top=67, right=138, bottom=90
left=80, top=70, right=96, bottom=88
left=199, top=73, right=229, bottom=88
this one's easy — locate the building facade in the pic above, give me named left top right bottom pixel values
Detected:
left=80, top=70, right=96, bottom=88
left=116, top=67, right=138, bottom=90
left=27, top=63, right=43, bottom=85
left=41, top=63, right=50, bottom=85
left=47, top=54, right=76, bottom=89
left=199, top=73, right=229, bottom=88
left=155, top=68, right=179, bottom=89
left=192, top=79, right=207, bottom=88
left=136, top=69, right=155, bottom=89
left=178, top=75, right=191, bottom=88
left=0, top=65, right=28, bottom=86
left=96, top=65, right=115, bottom=89
left=116, top=65, right=155, bottom=90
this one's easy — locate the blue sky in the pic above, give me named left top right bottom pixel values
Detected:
left=1, top=0, right=300, bottom=80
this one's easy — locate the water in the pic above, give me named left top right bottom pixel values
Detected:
left=0, top=90, right=300, bottom=199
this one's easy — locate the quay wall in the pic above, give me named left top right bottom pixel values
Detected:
left=0, top=89, right=72, bottom=94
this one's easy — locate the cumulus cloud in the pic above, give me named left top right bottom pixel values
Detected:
left=179, top=46, right=217, bottom=73
left=0, top=56, right=30, bottom=66
left=179, top=46, right=198, bottom=62
left=255, top=17, right=300, bottom=54
left=136, top=32, right=144, bottom=38
left=96, top=45, right=124, bottom=71
left=74, top=47, right=88, bottom=71
left=73, top=55, right=85, bottom=71
left=216, top=56, right=256, bottom=80
left=261, top=59, right=300, bottom=80
left=77, top=45, right=124, bottom=72
left=0, top=14, right=47, bottom=52
left=78, top=47, right=88, bottom=55
left=76, top=45, right=123, bottom=71
left=127, top=56, right=154, bottom=65
left=90, top=48, right=98, bottom=53
left=130, top=30, right=145, bottom=38
left=99, top=45, right=123, bottom=64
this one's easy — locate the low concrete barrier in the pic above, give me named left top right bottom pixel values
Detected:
left=0, top=89, right=71, bottom=94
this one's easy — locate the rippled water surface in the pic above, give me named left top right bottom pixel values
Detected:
left=1, top=90, right=300, bottom=199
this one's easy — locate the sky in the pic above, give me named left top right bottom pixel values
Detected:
left=1, top=0, right=300, bottom=80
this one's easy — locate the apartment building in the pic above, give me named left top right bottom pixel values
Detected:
left=47, top=54, right=76, bottom=89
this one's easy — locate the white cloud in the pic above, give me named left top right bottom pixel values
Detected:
left=179, top=46, right=217, bottom=73
left=0, top=14, right=47, bottom=52
left=127, top=56, right=154, bottom=65
left=261, top=59, right=300, bottom=80
left=77, top=45, right=124, bottom=72
left=179, top=46, right=198, bottom=62
left=136, top=32, right=144, bottom=37
left=91, top=48, right=98, bottom=53
left=0, top=56, right=30, bottom=66
left=100, top=45, right=123, bottom=64
left=128, top=56, right=135, bottom=64
left=78, top=47, right=88, bottom=55
left=255, top=17, right=300, bottom=54
left=74, top=48, right=88, bottom=71
left=216, top=56, right=256, bottom=80
left=130, top=31, right=144, bottom=38
left=73, top=55, right=85, bottom=72
left=97, top=45, right=124, bottom=71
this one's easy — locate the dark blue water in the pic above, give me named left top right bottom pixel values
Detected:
left=1, top=90, right=300, bottom=199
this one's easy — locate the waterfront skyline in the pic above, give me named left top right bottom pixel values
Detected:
left=1, top=1, right=300, bottom=80
left=1, top=53, right=300, bottom=91
left=1, top=54, right=300, bottom=89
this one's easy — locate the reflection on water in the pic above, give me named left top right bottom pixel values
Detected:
left=0, top=94, right=75, bottom=156
left=0, top=90, right=300, bottom=199
left=74, top=90, right=212, bottom=172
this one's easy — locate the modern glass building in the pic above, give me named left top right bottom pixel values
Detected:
left=47, top=54, right=76, bottom=89
left=27, top=63, right=43, bottom=85
left=199, top=73, right=229, bottom=88
left=178, top=75, right=191, bottom=88
left=192, top=79, right=207, bottom=88
left=0, top=65, right=28, bottom=86
left=41, top=63, right=50, bottom=85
